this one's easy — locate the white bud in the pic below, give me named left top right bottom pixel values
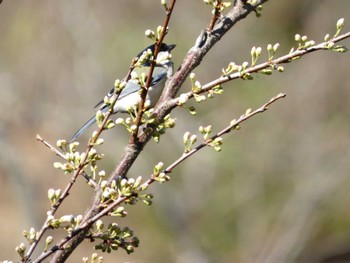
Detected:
left=337, top=18, right=345, bottom=30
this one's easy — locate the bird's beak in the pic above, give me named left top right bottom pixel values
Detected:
left=168, top=44, right=176, bottom=51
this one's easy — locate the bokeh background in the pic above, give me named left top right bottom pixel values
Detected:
left=1, top=1, right=350, bottom=262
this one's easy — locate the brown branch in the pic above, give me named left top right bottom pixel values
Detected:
left=36, top=3, right=178, bottom=261
left=36, top=135, right=97, bottom=188
left=27, top=60, right=138, bottom=263
left=131, top=0, right=177, bottom=144
left=110, top=0, right=268, bottom=185
left=158, top=0, right=269, bottom=103
left=158, top=31, right=350, bottom=122
left=27, top=1, right=287, bottom=261
left=208, top=0, right=222, bottom=31
left=142, top=92, right=286, bottom=188
left=32, top=92, right=286, bottom=263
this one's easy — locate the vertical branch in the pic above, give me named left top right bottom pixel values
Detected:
left=208, top=0, right=222, bottom=31
left=131, top=0, right=176, bottom=144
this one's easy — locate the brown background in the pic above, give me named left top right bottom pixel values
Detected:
left=1, top=1, right=350, bottom=262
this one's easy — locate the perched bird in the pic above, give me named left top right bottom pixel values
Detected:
left=70, top=43, right=176, bottom=142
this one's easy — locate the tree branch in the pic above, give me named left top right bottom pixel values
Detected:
left=32, top=92, right=286, bottom=262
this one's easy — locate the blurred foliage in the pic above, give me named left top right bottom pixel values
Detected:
left=0, top=0, right=350, bottom=262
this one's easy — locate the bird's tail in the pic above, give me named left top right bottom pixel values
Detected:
left=69, top=115, right=97, bottom=143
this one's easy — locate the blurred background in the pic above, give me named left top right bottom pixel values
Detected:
left=0, top=1, right=350, bottom=262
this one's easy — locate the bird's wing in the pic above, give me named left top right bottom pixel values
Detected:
left=94, top=80, right=141, bottom=109
left=93, top=71, right=166, bottom=110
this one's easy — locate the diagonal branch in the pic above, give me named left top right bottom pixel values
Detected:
left=110, top=0, right=269, bottom=183
left=32, top=92, right=286, bottom=263
left=156, top=31, right=350, bottom=125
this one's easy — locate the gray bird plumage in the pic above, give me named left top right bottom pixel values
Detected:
left=69, top=43, right=175, bottom=142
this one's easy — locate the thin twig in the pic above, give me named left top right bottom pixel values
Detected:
left=166, top=31, right=350, bottom=108
left=208, top=0, right=222, bottom=31
left=36, top=135, right=98, bottom=187
left=25, top=60, right=138, bottom=263
left=131, top=0, right=177, bottom=144
left=36, top=134, right=66, bottom=159
left=144, top=92, right=286, bottom=187
left=32, top=92, right=286, bottom=262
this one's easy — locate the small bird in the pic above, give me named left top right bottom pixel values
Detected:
left=69, top=43, right=176, bottom=142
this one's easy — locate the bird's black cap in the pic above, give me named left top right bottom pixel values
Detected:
left=136, top=43, right=176, bottom=58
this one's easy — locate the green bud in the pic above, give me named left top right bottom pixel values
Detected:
left=144, top=99, right=151, bottom=109
left=154, top=162, right=164, bottom=172
left=261, top=69, right=272, bottom=75
left=53, top=162, right=63, bottom=169
left=125, top=115, right=134, bottom=123
left=100, top=180, right=107, bottom=190
left=326, top=41, right=335, bottom=49
left=222, top=2, right=232, bottom=8
left=98, top=170, right=106, bottom=178
left=114, top=79, right=120, bottom=88
left=75, top=215, right=83, bottom=226
left=332, top=45, right=348, bottom=53
left=199, top=126, right=204, bottom=133
left=242, top=61, right=249, bottom=69
left=48, top=188, right=55, bottom=201
left=46, top=236, right=53, bottom=245
left=44, top=236, right=53, bottom=251
left=190, top=135, right=197, bottom=144
left=134, top=176, right=142, bottom=188
left=267, top=44, right=273, bottom=53
left=130, top=125, right=137, bottom=133
left=305, top=40, right=315, bottom=48
left=120, top=178, right=128, bottom=187
left=59, top=215, right=74, bottom=223
left=250, top=46, right=256, bottom=57
left=165, top=117, right=176, bottom=128
left=140, top=183, right=149, bottom=191
left=194, top=94, right=206, bottom=103
left=230, top=119, right=237, bottom=126
left=92, top=253, right=98, bottom=261
left=115, top=118, right=124, bottom=125
left=204, top=125, right=212, bottom=133
left=56, top=139, right=65, bottom=148
left=255, top=46, right=262, bottom=56
left=183, top=131, right=190, bottom=144
left=156, top=25, right=164, bottom=39
left=106, top=119, right=115, bottom=129
left=95, top=138, right=104, bottom=145
left=145, top=29, right=156, bottom=41
left=273, top=43, right=280, bottom=53
left=194, top=80, right=201, bottom=89
left=15, top=243, right=26, bottom=258
left=115, top=206, right=125, bottom=214
left=96, top=110, right=105, bottom=124
left=95, top=220, right=104, bottom=231
left=336, top=18, right=345, bottom=30
left=128, top=178, right=135, bottom=186
left=324, top=34, right=331, bottom=42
